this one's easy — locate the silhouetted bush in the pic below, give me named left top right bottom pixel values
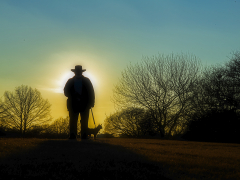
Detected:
left=97, top=133, right=115, bottom=138
left=182, top=110, right=240, bottom=143
left=0, top=125, right=70, bottom=139
left=0, top=130, right=6, bottom=136
left=0, top=128, right=22, bottom=138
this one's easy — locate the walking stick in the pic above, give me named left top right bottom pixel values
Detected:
left=91, top=108, right=96, bottom=128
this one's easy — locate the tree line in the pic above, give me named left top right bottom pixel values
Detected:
left=0, top=85, right=108, bottom=138
left=1, top=52, right=239, bottom=142
left=0, top=85, right=80, bottom=138
left=104, top=52, right=240, bottom=143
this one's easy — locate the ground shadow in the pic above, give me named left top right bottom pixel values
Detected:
left=0, top=139, right=170, bottom=180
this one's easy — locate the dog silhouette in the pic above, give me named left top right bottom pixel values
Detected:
left=87, top=124, right=102, bottom=139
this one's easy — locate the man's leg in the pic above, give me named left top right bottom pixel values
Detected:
left=69, top=110, right=79, bottom=139
left=80, top=109, right=90, bottom=139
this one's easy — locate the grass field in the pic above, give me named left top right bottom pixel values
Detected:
left=0, top=138, right=239, bottom=180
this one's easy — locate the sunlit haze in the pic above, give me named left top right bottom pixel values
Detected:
left=0, top=0, right=240, bottom=127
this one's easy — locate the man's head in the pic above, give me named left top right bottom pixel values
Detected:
left=71, top=65, right=86, bottom=77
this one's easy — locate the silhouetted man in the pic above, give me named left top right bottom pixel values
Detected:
left=64, top=65, right=95, bottom=140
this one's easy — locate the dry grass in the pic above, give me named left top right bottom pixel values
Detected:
left=96, top=138, right=240, bottom=180
left=0, top=138, right=167, bottom=180
left=0, top=137, right=239, bottom=180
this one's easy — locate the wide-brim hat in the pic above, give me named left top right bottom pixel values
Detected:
left=71, top=65, right=86, bottom=72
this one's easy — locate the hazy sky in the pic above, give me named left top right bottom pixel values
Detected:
left=1, top=0, right=240, bottom=127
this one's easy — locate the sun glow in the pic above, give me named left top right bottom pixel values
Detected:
left=83, top=71, right=97, bottom=87
left=54, top=71, right=97, bottom=94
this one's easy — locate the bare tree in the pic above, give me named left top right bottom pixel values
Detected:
left=0, top=104, right=7, bottom=129
left=113, top=53, right=201, bottom=137
left=224, top=51, right=240, bottom=110
left=50, top=117, right=70, bottom=135
left=194, top=52, right=240, bottom=114
left=47, top=116, right=82, bottom=137
left=226, top=51, right=240, bottom=84
left=104, top=112, right=122, bottom=136
left=183, top=51, right=240, bottom=142
left=104, top=107, right=146, bottom=137
left=0, top=85, right=52, bottom=135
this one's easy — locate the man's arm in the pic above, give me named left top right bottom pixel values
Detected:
left=87, top=78, right=95, bottom=107
left=64, top=79, right=72, bottom=97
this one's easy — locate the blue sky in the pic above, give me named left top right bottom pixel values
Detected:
left=0, top=0, right=240, bottom=124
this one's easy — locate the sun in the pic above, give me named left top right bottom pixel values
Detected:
left=54, top=71, right=97, bottom=93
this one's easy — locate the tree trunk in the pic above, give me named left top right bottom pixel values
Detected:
left=159, top=127, right=165, bottom=138
left=23, top=119, right=27, bottom=136
left=20, top=115, right=23, bottom=134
